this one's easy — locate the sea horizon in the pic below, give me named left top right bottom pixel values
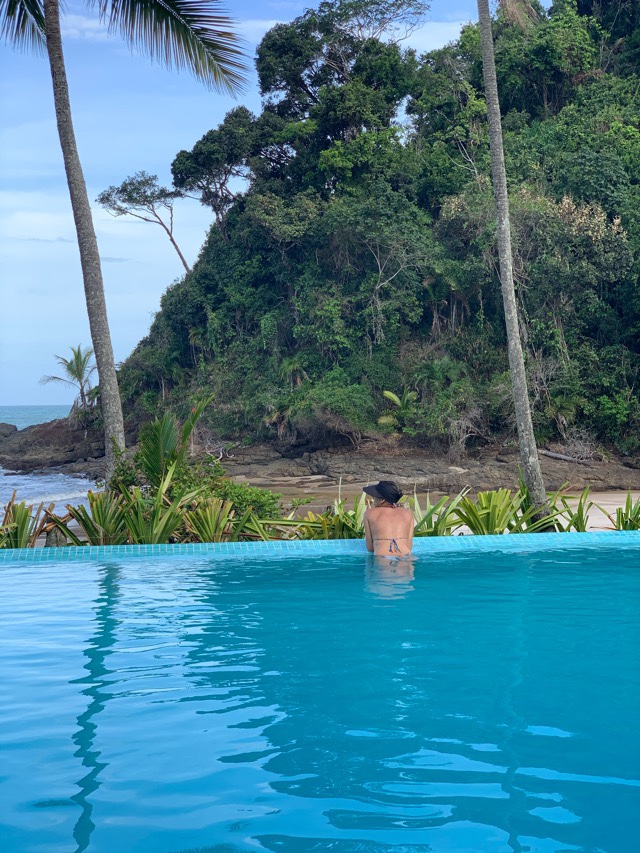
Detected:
left=0, top=404, right=71, bottom=431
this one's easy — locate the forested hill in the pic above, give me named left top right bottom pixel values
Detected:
left=119, top=0, right=640, bottom=456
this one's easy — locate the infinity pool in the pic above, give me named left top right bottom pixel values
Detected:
left=1, top=537, right=639, bottom=853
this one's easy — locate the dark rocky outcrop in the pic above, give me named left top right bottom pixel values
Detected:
left=0, top=423, right=17, bottom=439
left=0, top=419, right=106, bottom=476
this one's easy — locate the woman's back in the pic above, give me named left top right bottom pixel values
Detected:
left=364, top=505, right=414, bottom=556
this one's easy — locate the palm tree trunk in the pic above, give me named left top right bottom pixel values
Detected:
left=43, top=0, right=125, bottom=480
left=476, top=0, right=548, bottom=511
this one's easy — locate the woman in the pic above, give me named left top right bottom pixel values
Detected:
left=363, top=480, right=414, bottom=556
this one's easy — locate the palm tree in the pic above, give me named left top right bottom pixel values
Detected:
left=41, top=344, right=96, bottom=410
left=476, top=0, right=548, bottom=513
left=2, top=0, right=246, bottom=480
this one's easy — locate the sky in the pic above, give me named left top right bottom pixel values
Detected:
left=0, top=0, right=483, bottom=405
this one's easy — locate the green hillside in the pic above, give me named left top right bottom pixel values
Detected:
left=119, top=0, right=640, bottom=455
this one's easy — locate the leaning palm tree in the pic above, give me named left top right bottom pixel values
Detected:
left=1, top=0, right=246, bottom=480
left=476, top=0, right=548, bottom=513
left=41, top=344, right=96, bottom=410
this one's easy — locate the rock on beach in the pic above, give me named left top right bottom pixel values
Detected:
left=0, top=418, right=105, bottom=476
left=0, top=418, right=638, bottom=499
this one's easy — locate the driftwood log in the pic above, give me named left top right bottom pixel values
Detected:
left=538, top=449, right=589, bottom=464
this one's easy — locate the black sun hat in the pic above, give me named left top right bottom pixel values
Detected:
left=363, top=480, right=403, bottom=505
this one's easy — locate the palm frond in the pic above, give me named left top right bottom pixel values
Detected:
left=137, top=412, right=180, bottom=489
left=40, top=374, right=77, bottom=387
left=96, top=0, right=248, bottom=93
left=179, top=395, right=212, bottom=457
left=40, top=345, right=95, bottom=386
left=0, top=0, right=45, bottom=52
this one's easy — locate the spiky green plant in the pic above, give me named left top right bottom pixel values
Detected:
left=228, top=506, right=259, bottom=541
left=184, top=498, right=235, bottom=542
left=237, top=514, right=273, bottom=541
left=292, top=492, right=368, bottom=540
left=609, top=491, right=640, bottom=531
left=235, top=508, right=308, bottom=542
left=1, top=493, right=52, bottom=548
left=52, top=490, right=128, bottom=545
left=120, top=463, right=201, bottom=544
left=552, top=487, right=595, bottom=533
left=454, top=488, right=559, bottom=535
left=0, top=522, right=15, bottom=548
left=410, top=489, right=467, bottom=536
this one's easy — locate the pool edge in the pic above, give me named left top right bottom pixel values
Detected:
left=1, top=530, right=639, bottom=562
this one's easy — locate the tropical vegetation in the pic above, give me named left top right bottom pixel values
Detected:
left=113, top=0, right=639, bottom=465
left=2, top=479, right=638, bottom=549
left=97, top=172, right=192, bottom=273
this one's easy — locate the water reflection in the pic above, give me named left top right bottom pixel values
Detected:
left=364, top=555, right=415, bottom=598
left=69, top=564, right=119, bottom=853
left=178, top=557, right=531, bottom=850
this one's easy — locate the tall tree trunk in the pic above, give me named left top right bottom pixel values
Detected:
left=43, top=0, right=125, bottom=481
left=477, top=0, right=548, bottom=511
left=158, top=219, right=191, bottom=273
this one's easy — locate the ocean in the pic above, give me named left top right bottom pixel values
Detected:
left=0, top=404, right=71, bottom=430
left=0, top=405, right=94, bottom=510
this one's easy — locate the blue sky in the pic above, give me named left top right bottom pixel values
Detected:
left=0, top=0, right=482, bottom=405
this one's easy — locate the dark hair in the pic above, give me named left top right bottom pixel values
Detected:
left=363, top=480, right=403, bottom=505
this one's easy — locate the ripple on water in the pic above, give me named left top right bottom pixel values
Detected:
left=0, top=547, right=638, bottom=853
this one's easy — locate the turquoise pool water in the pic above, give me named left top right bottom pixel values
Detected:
left=1, top=540, right=639, bottom=852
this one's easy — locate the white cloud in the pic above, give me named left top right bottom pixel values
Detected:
left=61, top=13, right=109, bottom=42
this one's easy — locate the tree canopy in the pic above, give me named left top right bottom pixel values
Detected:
left=120, top=0, right=640, bottom=456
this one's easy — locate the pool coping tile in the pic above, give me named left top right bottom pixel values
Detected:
left=1, top=530, right=639, bottom=562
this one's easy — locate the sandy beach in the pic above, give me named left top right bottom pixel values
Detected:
left=231, top=472, right=639, bottom=531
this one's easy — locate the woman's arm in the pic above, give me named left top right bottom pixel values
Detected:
left=364, top=511, right=374, bottom=552
left=407, top=507, right=414, bottom=549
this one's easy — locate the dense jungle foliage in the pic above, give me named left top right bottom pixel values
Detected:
left=119, top=0, right=640, bottom=456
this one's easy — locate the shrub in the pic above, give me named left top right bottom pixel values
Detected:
left=208, top=479, right=281, bottom=517
left=174, top=457, right=281, bottom=517
left=291, top=369, right=377, bottom=446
